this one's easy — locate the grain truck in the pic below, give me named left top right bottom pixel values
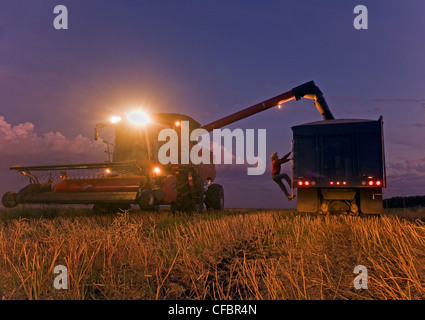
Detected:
left=292, top=117, right=385, bottom=215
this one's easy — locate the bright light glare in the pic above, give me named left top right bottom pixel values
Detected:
left=127, top=110, right=150, bottom=126
left=110, top=116, right=122, bottom=123
left=277, top=99, right=290, bottom=108
left=154, top=167, right=160, bottom=174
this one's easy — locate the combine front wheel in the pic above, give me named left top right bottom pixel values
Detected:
left=139, top=190, right=159, bottom=211
left=2, top=191, right=18, bottom=208
left=171, top=167, right=204, bottom=213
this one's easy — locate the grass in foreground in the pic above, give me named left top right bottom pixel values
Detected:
left=0, top=206, right=424, bottom=300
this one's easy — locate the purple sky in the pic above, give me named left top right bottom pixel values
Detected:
left=1, top=0, right=425, bottom=208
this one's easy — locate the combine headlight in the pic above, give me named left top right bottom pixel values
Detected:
left=110, top=116, right=122, bottom=124
left=153, top=167, right=160, bottom=174
left=127, top=110, right=150, bottom=126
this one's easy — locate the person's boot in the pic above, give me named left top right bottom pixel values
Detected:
left=282, top=189, right=293, bottom=200
left=286, top=194, right=296, bottom=201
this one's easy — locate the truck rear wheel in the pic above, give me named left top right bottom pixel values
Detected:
left=328, top=200, right=350, bottom=215
left=204, top=184, right=224, bottom=210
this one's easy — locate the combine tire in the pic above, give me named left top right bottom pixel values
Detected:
left=2, top=191, right=18, bottom=208
left=171, top=167, right=204, bottom=214
left=139, top=190, right=159, bottom=211
left=204, top=184, right=224, bottom=210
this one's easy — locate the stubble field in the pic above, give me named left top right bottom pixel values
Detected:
left=0, top=206, right=424, bottom=300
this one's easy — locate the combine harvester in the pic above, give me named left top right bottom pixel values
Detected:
left=2, top=81, right=385, bottom=215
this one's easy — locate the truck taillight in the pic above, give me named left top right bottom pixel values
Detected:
left=297, top=180, right=315, bottom=187
left=330, top=181, right=347, bottom=186
left=364, top=180, right=381, bottom=186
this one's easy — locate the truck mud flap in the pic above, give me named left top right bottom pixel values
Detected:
left=297, top=188, right=319, bottom=213
left=360, top=188, right=383, bottom=214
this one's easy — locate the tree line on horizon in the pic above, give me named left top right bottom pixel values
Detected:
left=384, top=195, right=425, bottom=208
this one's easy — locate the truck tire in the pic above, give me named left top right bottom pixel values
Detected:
left=204, top=184, right=224, bottom=210
left=2, top=191, right=18, bottom=208
left=171, top=167, right=204, bottom=213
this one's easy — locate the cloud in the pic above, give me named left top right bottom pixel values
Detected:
left=0, top=115, right=106, bottom=166
left=328, top=95, right=425, bottom=113
left=366, top=98, right=425, bottom=111
left=388, top=158, right=425, bottom=175
left=385, top=136, right=421, bottom=148
left=365, top=98, right=425, bottom=106
left=384, top=158, right=425, bottom=197
left=331, top=95, right=425, bottom=106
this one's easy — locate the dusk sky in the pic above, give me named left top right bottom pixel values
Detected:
left=1, top=0, right=425, bottom=208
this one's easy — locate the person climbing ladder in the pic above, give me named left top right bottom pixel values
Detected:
left=271, top=151, right=295, bottom=200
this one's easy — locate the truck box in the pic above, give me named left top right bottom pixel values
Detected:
left=292, top=118, right=385, bottom=214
